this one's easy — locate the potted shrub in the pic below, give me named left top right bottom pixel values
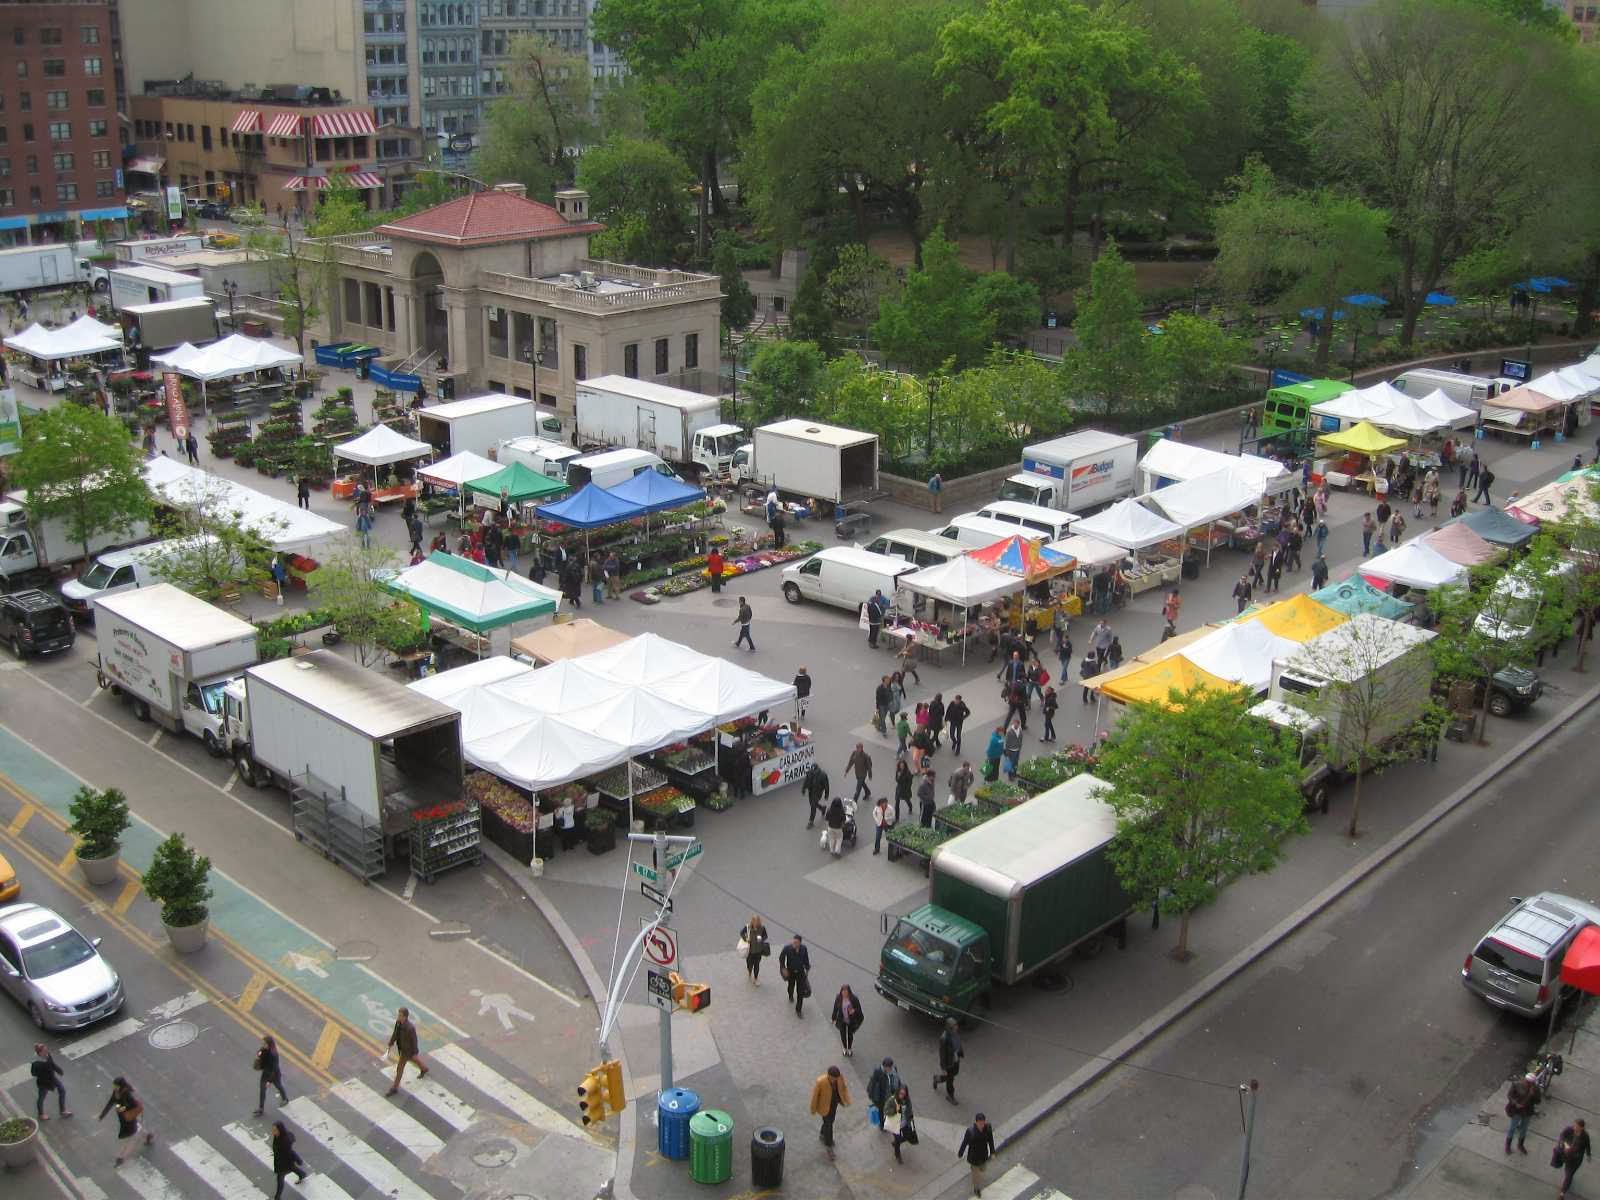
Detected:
left=585, top=807, right=616, bottom=855
left=141, top=833, right=214, bottom=953
left=68, top=785, right=129, bottom=886
left=0, top=1115, right=39, bottom=1168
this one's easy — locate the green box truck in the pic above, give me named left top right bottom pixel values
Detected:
left=875, top=774, right=1133, bottom=1021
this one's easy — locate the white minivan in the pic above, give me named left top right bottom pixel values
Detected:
left=934, top=513, right=1049, bottom=550
left=60, top=534, right=222, bottom=621
left=974, top=500, right=1080, bottom=543
left=781, top=546, right=917, bottom=612
left=863, top=529, right=964, bottom=569
left=568, top=447, right=676, bottom=490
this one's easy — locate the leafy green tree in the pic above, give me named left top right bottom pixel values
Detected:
left=246, top=223, right=325, bottom=359
left=1146, top=314, right=1246, bottom=413
left=872, top=228, right=991, bottom=375
left=1098, top=684, right=1306, bottom=960
left=474, top=40, right=595, bottom=196
left=1062, top=240, right=1149, bottom=422
left=1450, top=244, right=1523, bottom=321
left=789, top=251, right=837, bottom=349
left=713, top=231, right=757, bottom=331
left=308, top=182, right=374, bottom=238
left=812, top=356, right=925, bottom=462
left=928, top=352, right=1064, bottom=465
left=578, top=136, right=692, bottom=266
left=824, top=246, right=900, bottom=332
left=970, top=271, right=1040, bottom=343
left=310, top=538, right=405, bottom=667
left=745, top=340, right=826, bottom=425
left=11, top=405, right=151, bottom=563
left=149, top=473, right=280, bottom=600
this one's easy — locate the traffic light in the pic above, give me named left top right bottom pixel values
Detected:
left=669, top=972, right=711, bottom=1012
left=600, top=1058, right=625, bottom=1115
left=577, top=1068, right=608, bottom=1125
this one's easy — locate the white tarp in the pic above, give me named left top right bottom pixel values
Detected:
left=578, top=632, right=712, bottom=688
left=1046, top=534, right=1126, bottom=569
left=1371, top=392, right=1455, bottom=436
left=1139, top=438, right=1295, bottom=498
left=1412, top=388, right=1477, bottom=429
left=898, top=555, right=1021, bottom=607
left=205, top=333, right=303, bottom=372
left=647, top=658, right=804, bottom=725
left=1141, top=469, right=1261, bottom=529
left=1527, top=369, right=1595, bottom=403
left=1549, top=364, right=1600, bottom=397
left=418, top=451, right=499, bottom=490
left=142, top=457, right=345, bottom=552
left=1360, top=537, right=1467, bottom=589
left=4, top=317, right=122, bottom=360
left=1183, top=621, right=1299, bottom=693
left=151, top=333, right=302, bottom=382
left=335, top=424, right=435, bottom=467
left=1310, top=382, right=1406, bottom=425
left=1071, top=497, right=1185, bottom=550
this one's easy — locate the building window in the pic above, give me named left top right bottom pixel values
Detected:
left=87, top=119, right=106, bottom=137
left=654, top=337, right=668, bottom=375
left=25, top=155, right=36, bottom=173
left=95, top=178, right=114, bottom=197
left=55, top=182, right=77, bottom=201
left=92, top=149, right=109, bottom=167
left=22, top=123, right=33, bottom=142
left=624, top=343, right=639, bottom=378
left=83, top=57, right=102, bottom=76
left=18, top=92, right=30, bottom=112
left=201, top=125, right=211, bottom=150
left=573, top=343, right=587, bottom=381
left=39, top=27, right=62, bottom=45
left=684, top=332, right=698, bottom=370
left=0, top=158, right=7, bottom=176
left=0, top=190, right=12, bottom=207
left=28, top=186, right=40, bottom=204
left=47, top=122, right=70, bottom=142
left=537, top=316, right=557, bottom=369
left=14, top=60, right=25, bottom=78
left=12, top=27, right=23, bottom=45
left=342, top=278, right=360, bottom=321
left=512, top=311, right=533, bottom=362
left=46, top=91, right=67, bottom=110
left=86, top=88, right=104, bottom=107
left=43, top=60, right=65, bottom=78
left=81, top=25, right=100, bottom=44
left=51, top=152, right=72, bottom=170
left=487, top=305, right=508, bottom=357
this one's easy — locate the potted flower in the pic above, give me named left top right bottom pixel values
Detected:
left=141, top=833, right=214, bottom=953
left=0, top=1115, right=39, bottom=1168
left=585, top=807, right=616, bottom=855
left=68, top=785, right=130, bottom=886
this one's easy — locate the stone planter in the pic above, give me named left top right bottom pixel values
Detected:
left=163, top=916, right=209, bottom=954
left=77, top=847, right=121, bottom=887
left=0, top=1117, right=39, bottom=1169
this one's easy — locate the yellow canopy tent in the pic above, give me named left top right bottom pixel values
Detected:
left=1240, top=594, right=1348, bottom=642
left=1316, top=420, right=1408, bottom=457
left=1097, top=655, right=1232, bottom=708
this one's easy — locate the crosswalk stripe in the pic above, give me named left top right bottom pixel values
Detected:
left=386, top=1068, right=477, bottom=1133
left=332, top=1079, right=445, bottom=1160
left=1036, top=1189, right=1074, bottom=1200
left=982, top=1165, right=1041, bottom=1200
left=430, top=1043, right=587, bottom=1142
left=171, top=1135, right=265, bottom=1198
left=222, top=1123, right=355, bottom=1200
left=119, top=1159, right=187, bottom=1200
left=58, top=1016, right=144, bottom=1061
left=282, top=1097, right=432, bottom=1200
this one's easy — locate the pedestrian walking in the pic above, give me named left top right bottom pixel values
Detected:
left=604, top=550, right=621, bottom=599
left=872, top=795, right=892, bottom=854
left=845, top=743, right=873, bottom=802
left=866, top=590, right=886, bottom=648
left=794, top=666, right=812, bottom=722
left=1557, top=1118, right=1591, bottom=1198
left=1451, top=488, right=1468, bottom=517
left=933, top=1017, right=964, bottom=1103
left=1466, top=451, right=1481, bottom=490
left=958, top=1113, right=996, bottom=1196
left=831, top=984, right=864, bottom=1056
left=270, top=1121, right=309, bottom=1198
left=102, top=1077, right=153, bottom=1165
left=874, top=675, right=893, bottom=734
left=1054, top=622, right=1073, bottom=678
left=890, top=669, right=908, bottom=717
left=740, top=914, right=771, bottom=983
left=917, top=767, right=937, bottom=826
left=893, top=757, right=913, bottom=822
left=928, top=693, right=946, bottom=749
left=254, top=1034, right=288, bottom=1116
left=1310, top=553, right=1329, bottom=590
left=779, top=934, right=812, bottom=1016
left=31, top=1044, right=70, bottom=1120
left=385, top=1007, right=429, bottom=1096
left=885, top=1085, right=917, bottom=1163
left=1475, top=466, right=1496, bottom=505
left=1389, top=512, right=1406, bottom=546
left=1426, top=472, right=1441, bottom=517
left=732, top=597, right=755, bottom=650
left=984, top=727, right=1004, bottom=779
left=1504, top=1072, right=1539, bottom=1155
left=707, top=547, right=724, bottom=593
left=1288, top=522, right=1303, bottom=571
left=1001, top=720, right=1023, bottom=780
left=1458, top=450, right=1470, bottom=489
left=802, top=762, right=829, bottom=828
left=1040, top=686, right=1058, bottom=742
left=867, top=1057, right=902, bottom=1134
left=1088, top=619, right=1113, bottom=668
left=184, top=430, right=199, bottom=465
left=1162, top=589, right=1182, bottom=638
left=824, top=795, right=847, bottom=855
left=1315, top=517, right=1329, bottom=558
left=1266, top=545, right=1284, bottom=593
left=408, top=514, right=423, bottom=556
left=946, top=695, right=969, bottom=754
left=1232, top=573, right=1253, bottom=614
left=948, top=760, right=974, bottom=807
left=1250, top=541, right=1266, bottom=586
left=1004, top=681, right=1028, bottom=731
left=809, top=1065, right=850, bottom=1159
left=589, top=554, right=605, bottom=603
left=1107, top=637, right=1124, bottom=669
left=928, top=471, right=943, bottom=513
left=1080, top=652, right=1100, bottom=704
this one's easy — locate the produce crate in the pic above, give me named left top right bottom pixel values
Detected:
left=409, top=803, right=482, bottom=882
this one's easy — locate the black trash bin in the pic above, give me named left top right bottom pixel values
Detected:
left=750, top=1127, right=784, bottom=1188
left=356, top=359, right=370, bottom=380
left=440, top=376, right=456, bottom=400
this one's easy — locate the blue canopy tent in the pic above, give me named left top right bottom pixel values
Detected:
left=1444, top=506, right=1537, bottom=549
left=607, top=469, right=705, bottom=516
left=1425, top=292, right=1457, bottom=306
left=1343, top=293, right=1386, bottom=307
left=1311, top=574, right=1415, bottom=620
left=535, top=482, right=649, bottom=530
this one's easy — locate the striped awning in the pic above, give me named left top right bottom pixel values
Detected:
left=125, top=156, right=164, bottom=174
left=284, top=172, right=382, bottom=191
left=311, top=111, right=376, bottom=137
left=229, top=110, right=262, bottom=134
left=265, top=112, right=303, bottom=138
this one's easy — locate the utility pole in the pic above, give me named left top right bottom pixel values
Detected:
left=1236, top=1079, right=1259, bottom=1200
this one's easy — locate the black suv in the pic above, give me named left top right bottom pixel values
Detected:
left=0, top=589, right=76, bottom=658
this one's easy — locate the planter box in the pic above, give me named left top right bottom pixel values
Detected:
left=481, top=806, right=536, bottom=864
left=587, top=825, right=616, bottom=854
left=77, top=847, right=121, bottom=886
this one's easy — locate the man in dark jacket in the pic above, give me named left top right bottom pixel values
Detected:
left=917, top=768, right=937, bottom=828
left=1505, top=1073, right=1539, bottom=1155
left=874, top=676, right=894, bottom=732
left=844, top=743, right=873, bottom=802
left=794, top=667, right=812, bottom=722
left=867, top=1057, right=902, bottom=1134
left=933, top=1017, right=964, bottom=1103
left=802, top=762, right=830, bottom=828
left=958, top=1113, right=996, bottom=1196
left=866, top=591, right=885, bottom=647
left=386, top=1007, right=428, bottom=1096
left=945, top=695, right=970, bottom=754
left=31, top=1043, right=69, bottom=1119
left=778, top=934, right=811, bottom=1016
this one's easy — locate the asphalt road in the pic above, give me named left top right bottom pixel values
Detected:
left=983, top=695, right=1600, bottom=1200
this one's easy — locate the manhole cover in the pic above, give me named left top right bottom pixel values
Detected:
left=470, top=1138, right=518, bottom=1168
left=335, top=940, right=377, bottom=961
left=149, top=1019, right=198, bottom=1049
left=429, top=920, right=471, bottom=941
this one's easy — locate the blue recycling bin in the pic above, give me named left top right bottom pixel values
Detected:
left=658, top=1088, right=701, bottom=1160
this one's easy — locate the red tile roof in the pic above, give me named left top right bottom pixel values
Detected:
left=376, top=190, right=605, bottom=247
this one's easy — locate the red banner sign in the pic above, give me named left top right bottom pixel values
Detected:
left=162, top=371, right=191, bottom=444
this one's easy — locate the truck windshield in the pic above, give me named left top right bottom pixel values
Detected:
left=196, top=680, right=228, bottom=716
left=997, top=480, right=1040, bottom=503
left=711, top=434, right=739, bottom=456
left=80, top=562, right=117, bottom=589
left=885, top=920, right=959, bottom=978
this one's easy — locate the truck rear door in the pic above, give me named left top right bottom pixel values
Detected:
left=637, top=407, right=657, bottom=453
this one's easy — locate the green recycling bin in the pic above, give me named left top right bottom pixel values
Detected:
left=689, top=1109, right=734, bottom=1184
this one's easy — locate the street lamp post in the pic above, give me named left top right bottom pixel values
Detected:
left=221, top=278, right=238, bottom=330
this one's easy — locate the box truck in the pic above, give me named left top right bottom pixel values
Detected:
left=996, top=431, right=1137, bottom=514
left=0, top=244, right=99, bottom=294
left=876, top=774, right=1133, bottom=1021
left=0, top=493, right=151, bottom=592
left=418, top=394, right=537, bottom=459
left=92, top=583, right=259, bottom=751
left=494, top=435, right=584, bottom=482
left=1391, top=367, right=1513, bottom=413
left=120, top=296, right=219, bottom=360
left=108, top=264, right=205, bottom=312
left=114, top=235, right=205, bottom=266
left=730, top=419, right=879, bottom=504
left=574, top=375, right=744, bottom=477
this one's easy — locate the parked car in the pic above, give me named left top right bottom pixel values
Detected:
left=1461, top=892, right=1600, bottom=1017
left=0, top=902, right=125, bottom=1030
left=0, top=589, right=76, bottom=658
left=198, top=201, right=231, bottom=220
left=1434, top=666, right=1543, bottom=718
left=0, top=850, right=17, bottom=902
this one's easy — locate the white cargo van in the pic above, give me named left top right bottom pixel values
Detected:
left=495, top=435, right=583, bottom=482
left=781, top=546, right=917, bottom=611
left=975, top=500, right=1080, bottom=542
left=1391, top=368, right=1513, bottom=412
left=59, top=534, right=222, bottom=621
left=862, top=529, right=964, bottom=569
left=568, top=447, right=677, bottom=490
left=934, top=513, right=1048, bottom=550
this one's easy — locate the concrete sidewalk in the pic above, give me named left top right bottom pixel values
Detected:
left=1405, top=1000, right=1600, bottom=1200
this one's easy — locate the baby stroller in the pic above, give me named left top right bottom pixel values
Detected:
left=841, top=797, right=859, bottom=847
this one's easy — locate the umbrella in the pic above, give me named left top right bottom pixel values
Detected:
left=967, top=535, right=1074, bottom=584
left=1424, top=292, right=1457, bottom=306
left=1299, top=307, right=1347, bottom=321
left=1343, top=293, right=1386, bottom=307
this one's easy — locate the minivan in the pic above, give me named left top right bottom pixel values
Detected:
left=1462, top=892, right=1600, bottom=1017
left=781, top=546, right=918, bottom=612
left=974, top=500, right=1080, bottom=543
left=1473, top=558, right=1577, bottom=645
left=934, top=513, right=1049, bottom=550
left=568, top=448, right=676, bottom=490
left=863, top=529, right=964, bottom=569
left=59, top=534, right=221, bottom=621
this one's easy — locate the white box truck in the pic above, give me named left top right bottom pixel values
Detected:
left=1390, top=368, right=1513, bottom=413
left=574, top=375, right=744, bottom=477
left=997, top=431, right=1137, bottom=514
left=0, top=244, right=98, bottom=294
left=92, top=583, right=259, bottom=751
left=108, top=264, right=205, bottom=311
left=731, top=419, right=879, bottom=503
left=115, top=235, right=206, bottom=266
left=418, top=394, right=537, bottom=459
left=0, top=493, right=151, bottom=592
left=121, top=296, right=219, bottom=357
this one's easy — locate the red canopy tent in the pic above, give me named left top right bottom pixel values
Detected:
left=1561, top=926, right=1600, bottom=994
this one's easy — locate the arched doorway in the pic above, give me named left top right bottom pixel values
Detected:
left=413, top=251, right=448, bottom=365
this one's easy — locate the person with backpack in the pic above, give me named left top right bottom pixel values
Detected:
left=1504, top=1072, right=1539, bottom=1155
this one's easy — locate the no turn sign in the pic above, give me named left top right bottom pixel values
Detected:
left=643, top=925, right=678, bottom=969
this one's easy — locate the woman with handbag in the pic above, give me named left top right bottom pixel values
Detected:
left=884, top=1084, right=916, bottom=1163
left=830, top=984, right=864, bottom=1056
left=740, top=915, right=770, bottom=984
left=1557, top=1117, right=1591, bottom=1198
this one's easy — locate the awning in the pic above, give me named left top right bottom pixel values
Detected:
left=283, top=176, right=321, bottom=192
left=3, top=316, right=122, bottom=361
left=1310, top=574, right=1415, bottom=620
left=535, top=482, right=648, bottom=530
left=334, top=424, right=434, bottom=467
left=968, top=534, right=1074, bottom=583
left=264, top=112, right=303, bottom=138
left=1182, top=621, right=1301, bottom=693
left=1423, top=522, right=1504, bottom=568
left=1046, top=534, right=1126, bottom=569
left=1316, top=420, right=1409, bottom=457
left=229, top=110, right=262, bottom=135
left=1240, top=594, right=1348, bottom=642
left=468, top=461, right=569, bottom=506
left=125, top=157, right=165, bottom=174
left=510, top=619, right=632, bottom=666
left=312, top=111, right=377, bottom=137
left=1561, top=926, right=1600, bottom=994
left=284, top=172, right=382, bottom=191
left=1360, top=537, right=1466, bottom=590
left=418, top=451, right=499, bottom=491
left=1070, top=497, right=1185, bottom=550
left=383, top=551, right=559, bottom=633
left=1097, top=656, right=1232, bottom=708
left=606, top=468, right=705, bottom=515
left=898, top=556, right=1021, bottom=607
left=1443, top=506, right=1537, bottom=549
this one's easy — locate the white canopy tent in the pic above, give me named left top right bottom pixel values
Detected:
left=1046, top=533, right=1126, bottom=569
left=1072, top=497, right=1186, bottom=550
left=334, top=425, right=434, bottom=467
left=1369, top=392, right=1456, bottom=436
left=1139, top=439, right=1295, bottom=497
left=204, top=333, right=302, bottom=373
left=1412, top=388, right=1477, bottom=430
left=418, top=451, right=499, bottom=490
left=1360, top=537, right=1466, bottom=590
left=1526, top=369, right=1595, bottom=404
left=1309, top=381, right=1407, bottom=427
left=3, top=316, right=122, bottom=361
left=897, top=555, right=1024, bottom=664
left=1141, top=469, right=1262, bottom=565
left=151, top=334, right=302, bottom=413
left=1182, top=620, right=1300, bottom=694
left=143, top=457, right=345, bottom=553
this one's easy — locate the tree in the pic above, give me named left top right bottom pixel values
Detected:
left=307, top=182, right=374, bottom=239
left=824, top=246, right=900, bottom=333
left=1098, top=684, right=1305, bottom=960
left=1145, top=314, right=1246, bottom=414
left=1450, top=244, right=1523, bottom=322
left=971, top=270, right=1041, bottom=344
left=712, top=231, right=756, bottom=331
left=309, top=538, right=406, bottom=667
left=926, top=352, right=1065, bottom=466
left=1062, top=240, right=1149, bottom=422
left=10, top=405, right=151, bottom=563
left=1211, top=159, right=1393, bottom=369
left=812, top=357, right=926, bottom=463
left=578, top=136, right=692, bottom=267
left=872, top=228, right=992, bottom=375
left=745, top=340, right=826, bottom=426
left=246, top=223, right=325, bottom=359
left=474, top=40, right=596, bottom=197
left=149, top=473, right=280, bottom=600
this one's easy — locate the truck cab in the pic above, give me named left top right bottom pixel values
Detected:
left=692, top=424, right=747, bottom=478
left=181, top=676, right=235, bottom=753
left=876, top=904, right=992, bottom=1021
left=0, top=527, right=42, bottom=591
left=997, top=473, right=1062, bottom=509
left=729, top=443, right=754, bottom=484
left=222, top=677, right=253, bottom=763
left=1249, top=699, right=1335, bottom=813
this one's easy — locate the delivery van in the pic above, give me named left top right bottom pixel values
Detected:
left=934, top=513, right=1048, bottom=550
left=780, top=546, right=917, bottom=612
left=1391, top=368, right=1512, bottom=412
left=862, top=529, right=964, bottom=569
left=567, top=447, right=676, bottom=490
left=59, top=534, right=222, bottom=621
left=974, top=500, right=1080, bottom=542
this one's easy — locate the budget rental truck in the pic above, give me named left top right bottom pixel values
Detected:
left=996, top=431, right=1137, bottom=514
left=876, top=773, right=1133, bottom=1021
left=731, top=419, right=879, bottom=504
left=574, top=375, right=744, bottom=478
left=92, top=583, right=259, bottom=751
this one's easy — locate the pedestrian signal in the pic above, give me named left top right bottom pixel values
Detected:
left=669, top=972, right=711, bottom=1012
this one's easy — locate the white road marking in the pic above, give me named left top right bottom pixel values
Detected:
left=171, top=1135, right=264, bottom=1198
left=980, top=1165, right=1041, bottom=1200
left=0, top=991, right=213, bottom=1086
left=331, top=1078, right=445, bottom=1159
left=222, top=1123, right=354, bottom=1200
left=222, top=770, right=238, bottom=794
left=59, top=1016, right=145, bottom=1060
left=401, top=871, right=418, bottom=902
left=147, top=989, right=209, bottom=1021
left=1035, top=1189, right=1074, bottom=1200
left=73, top=1180, right=110, bottom=1200
left=430, top=1042, right=587, bottom=1141
left=379, top=1067, right=477, bottom=1132
left=145, top=728, right=162, bottom=747
left=119, top=1159, right=187, bottom=1200
left=281, top=1097, right=431, bottom=1200
left=467, top=936, right=582, bottom=1008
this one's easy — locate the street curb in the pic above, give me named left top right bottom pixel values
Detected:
left=908, top=678, right=1600, bottom=1200
left=478, top=842, right=636, bottom=1200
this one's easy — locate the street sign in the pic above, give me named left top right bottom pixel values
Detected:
left=643, top=925, right=678, bottom=969
left=631, top=862, right=660, bottom=884
left=646, top=969, right=674, bottom=1012
left=664, top=842, right=703, bottom=872
left=640, top=881, right=673, bottom=912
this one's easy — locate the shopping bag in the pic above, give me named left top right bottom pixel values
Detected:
left=819, top=828, right=830, bottom=850
left=736, top=938, right=750, bottom=958
left=868, top=1105, right=882, bottom=1128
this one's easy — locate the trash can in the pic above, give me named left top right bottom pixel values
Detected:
left=657, top=1089, right=700, bottom=1161
left=689, top=1109, right=733, bottom=1184
left=750, top=1127, right=785, bottom=1188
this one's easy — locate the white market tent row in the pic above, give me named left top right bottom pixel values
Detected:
left=3, top=315, right=123, bottom=360
left=1139, top=439, right=1295, bottom=497
left=143, top=456, right=344, bottom=552
left=1046, top=533, right=1126, bottom=569
left=418, top=450, right=499, bottom=490
left=897, top=555, right=1021, bottom=607
left=1412, top=388, right=1477, bottom=430
left=1311, top=381, right=1464, bottom=435
left=1527, top=368, right=1599, bottom=404
left=1141, top=469, right=1261, bottom=529
left=1181, top=620, right=1300, bottom=694
left=151, top=333, right=302, bottom=380
left=1310, top=381, right=1407, bottom=426
left=1360, top=536, right=1466, bottom=590
left=334, top=424, right=434, bottom=467
left=1071, top=497, right=1185, bottom=551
